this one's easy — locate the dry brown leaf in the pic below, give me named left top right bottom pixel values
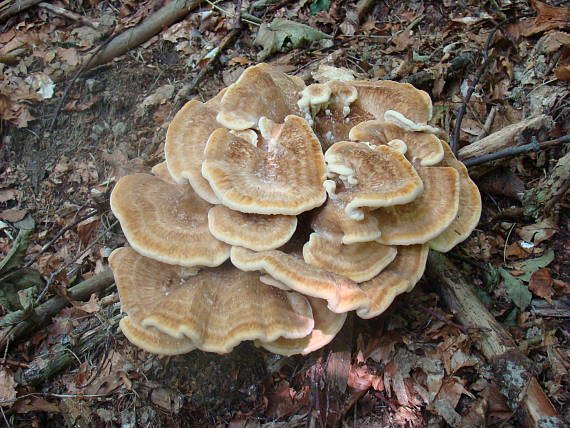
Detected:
left=505, top=242, right=530, bottom=260
left=517, top=218, right=557, bottom=244
left=0, top=367, right=17, bottom=407
left=0, top=188, right=17, bottom=203
left=522, top=1, right=570, bottom=36
left=529, top=268, right=555, bottom=303
left=13, top=396, right=60, bottom=413
left=0, top=208, right=27, bottom=222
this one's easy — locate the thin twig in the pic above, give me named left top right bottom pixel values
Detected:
left=48, top=28, right=118, bottom=131
left=462, top=134, right=570, bottom=167
left=38, top=2, right=98, bottom=28
left=418, top=304, right=468, bottom=334
left=24, top=209, right=102, bottom=268
left=449, top=15, right=532, bottom=154
left=0, top=359, right=31, bottom=369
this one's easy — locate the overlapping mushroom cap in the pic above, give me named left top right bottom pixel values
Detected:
left=109, top=63, right=481, bottom=357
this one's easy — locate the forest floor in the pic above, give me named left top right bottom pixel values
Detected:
left=0, top=0, right=569, bottom=427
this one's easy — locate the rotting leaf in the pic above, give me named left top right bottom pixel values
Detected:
left=528, top=268, right=554, bottom=304
left=512, top=249, right=555, bottom=281
left=0, top=227, right=33, bottom=274
left=499, top=267, right=532, bottom=310
left=0, top=367, right=17, bottom=407
left=254, top=18, right=332, bottom=60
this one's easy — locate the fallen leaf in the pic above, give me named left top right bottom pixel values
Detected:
left=13, top=396, right=60, bottom=413
left=0, top=209, right=27, bottom=223
left=0, top=367, right=17, bottom=407
left=517, top=218, right=557, bottom=244
left=0, top=188, right=17, bottom=203
left=254, top=19, right=332, bottom=60
left=529, top=268, right=555, bottom=303
left=512, top=249, right=555, bottom=281
left=499, top=267, right=532, bottom=310
left=522, top=0, right=570, bottom=36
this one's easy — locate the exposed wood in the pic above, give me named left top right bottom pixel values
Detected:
left=458, top=114, right=554, bottom=159
left=426, top=252, right=564, bottom=428
left=0, top=268, right=115, bottom=348
left=85, top=0, right=205, bottom=70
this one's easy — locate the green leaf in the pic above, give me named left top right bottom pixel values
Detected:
left=501, top=307, right=518, bottom=327
left=484, top=264, right=500, bottom=290
left=0, top=228, right=32, bottom=274
left=254, top=18, right=332, bottom=60
left=499, top=267, right=532, bottom=310
left=309, top=0, right=330, bottom=15
left=511, top=249, right=555, bottom=281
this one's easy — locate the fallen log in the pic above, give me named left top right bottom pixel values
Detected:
left=0, top=268, right=115, bottom=348
left=426, top=252, right=564, bottom=428
left=0, top=0, right=42, bottom=22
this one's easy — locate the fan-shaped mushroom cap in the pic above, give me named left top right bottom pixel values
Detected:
left=110, top=173, right=230, bottom=267
left=325, top=142, right=424, bottom=220
left=208, top=205, right=297, bottom=251
left=303, top=233, right=397, bottom=282
left=311, top=196, right=381, bottom=244
left=111, top=247, right=315, bottom=354
left=373, top=167, right=460, bottom=245
left=349, top=120, right=444, bottom=166
left=151, top=161, right=176, bottom=184
left=217, top=63, right=305, bottom=130
left=257, top=297, right=347, bottom=356
left=230, top=246, right=369, bottom=314
left=120, top=316, right=196, bottom=355
left=202, top=115, right=327, bottom=215
left=357, top=244, right=429, bottom=319
left=164, top=99, right=221, bottom=204
left=429, top=142, right=482, bottom=252
left=350, top=80, right=433, bottom=124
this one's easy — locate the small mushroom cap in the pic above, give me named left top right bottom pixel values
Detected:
left=349, top=120, right=444, bottom=166
left=429, top=142, right=482, bottom=252
left=230, top=246, right=369, bottom=314
left=111, top=247, right=315, bottom=354
left=164, top=99, right=221, bottom=204
left=120, top=316, right=196, bottom=355
left=357, top=244, right=429, bottom=319
left=257, top=297, right=347, bottom=356
left=208, top=205, right=297, bottom=251
left=202, top=115, right=327, bottom=215
left=350, top=80, right=433, bottom=124
left=110, top=173, right=230, bottom=267
left=374, top=167, right=460, bottom=245
left=303, top=233, right=397, bottom=283
left=217, top=63, right=305, bottom=130
left=311, top=196, right=381, bottom=244
left=325, top=142, right=424, bottom=219
left=298, top=83, right=332, bottom=111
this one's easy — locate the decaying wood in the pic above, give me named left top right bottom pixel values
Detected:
left=0, top=268, right=115, bottom=348
left=426, top=252, right=564, bottom=428
left=85, top=0, right=205, bottom=70
left=0, top=0, right=42, bottom=22
left=38, top=2, right=98, bottom=28
left=458, top=114, right=554, bottom=160
left=524, top=149, right=570, bottom=216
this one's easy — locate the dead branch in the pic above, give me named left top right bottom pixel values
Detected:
left=0, top=0, right=42, bottom=22
left=462, top=134, right=570, bottom=167
left=458, top=114, right=554, bottom=160
left=85, top=0, right=205, bottom=70
left=37, top=2, right=98, bottom=28
left=426, top=252, right=564, bottom=428
left=0, top=268, right=115, bottom=348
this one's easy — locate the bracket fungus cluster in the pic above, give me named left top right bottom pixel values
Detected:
left=110, top=63, right=481, bottom=356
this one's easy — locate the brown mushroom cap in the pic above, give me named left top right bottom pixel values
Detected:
left=164, top=99, right=221, bottom=204
left=349, top=120, right=444, bottom=166
left=373, top=167, right=460, bottom=245
left=429, top=142, right=482, bottom=252
left=111, top=247, right=315, bottom=354
left=151, top=161, right=176, bottom=184
left=230, top=246, right=369, bottom=314
left=325, top=141, right=424, bottom=219
left=208, top=205, right=297, bottom=251
left=257, top=297, right=347, bottom=356
left=202, top=115, right=327, bottom=215
left=303, top=233, right=397, bottom=282
left=350, top=80, right=433, bottom=124
left=357, top=244, right=429, bottom=319
left=216, top=63, right=305, bottom=130
left=311, top=196, right=381, bottom=244
left=120, top=316, right=196, bottom=355
left=110, top=173, right=230, bottom=267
